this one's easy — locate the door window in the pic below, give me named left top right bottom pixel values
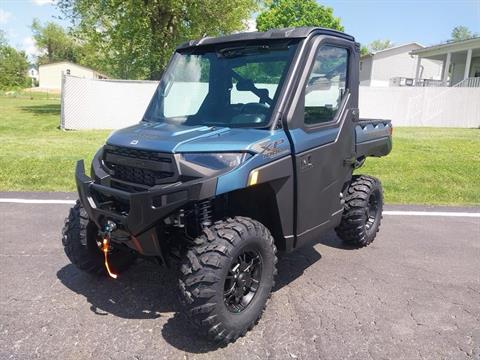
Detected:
left=304, top=45, right=348, bottom=125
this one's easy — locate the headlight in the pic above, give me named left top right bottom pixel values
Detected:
left=181, top=153, right=251, bottom=170
left=179, top=152, right=252, bottom=173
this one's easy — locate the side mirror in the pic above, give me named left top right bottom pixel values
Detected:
left=236, top=78, right=255, bottom=91
left=306, top=76, right=332, bottom=94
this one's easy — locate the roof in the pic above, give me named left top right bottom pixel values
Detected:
left=361, top=42, right=424, bottom=59
left=177, top=27, right=355, bottom=50
left=38, top=61, right=108, bottom=78
left=410, top=36, right=480, bottom=56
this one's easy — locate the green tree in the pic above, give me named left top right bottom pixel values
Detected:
left=57, top=0, right=259, bottom=80
left=451, top=26, right=477, bottom=41
left=31, top=19, right=80, bottom=65
left=368, top=39, right=394, bottom=52
left=256, top=0, right=344, bottom=32
left=0, top=31, right=30, bottom=90
left=359, top=40, right=394, bottom=57
left=360, top=45, right=369, bottom=56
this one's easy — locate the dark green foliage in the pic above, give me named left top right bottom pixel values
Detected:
left=0, top=31, right=30, bottom=90
left=256, top=0, right=344, bottom=32
left=450, top=25, right=478, bottom=41
left=32, top=19, right=81, bottom=65
left=57, top=0, right=259, bottom=80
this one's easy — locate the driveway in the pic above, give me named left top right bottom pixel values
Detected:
left=0, top=194, right=479, bottom=359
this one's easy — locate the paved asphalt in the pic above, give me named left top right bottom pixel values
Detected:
left=0, top=194, right=479, bottom=360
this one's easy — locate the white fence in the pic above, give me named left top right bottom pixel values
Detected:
left=359, top=86, right=480, bottom=128
left=61, top=76, right=480, bottom=129
left=61, top=76, right=158, bottom=130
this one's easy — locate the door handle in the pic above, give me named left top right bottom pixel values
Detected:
left=300, top=155, right=313, bottom=169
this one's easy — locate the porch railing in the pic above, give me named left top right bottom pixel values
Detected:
left=415, top=79, right=449, bottom=87
left=453, top=77, right=480, bottom=88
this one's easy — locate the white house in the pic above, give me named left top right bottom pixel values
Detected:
left=39, top=61, right=108, bottom=90
left=27, top=65, right=39, bottom=86
left=360, top=43, right=442, bottom=87
left=411, top=37, right=480, bottom=87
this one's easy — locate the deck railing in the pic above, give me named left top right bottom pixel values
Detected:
left=415, top=79, right=449, bottom=87
left=453, top=77, right=480, bottom=88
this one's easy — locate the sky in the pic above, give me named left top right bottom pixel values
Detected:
left=1, top=0, right=479, bottom=59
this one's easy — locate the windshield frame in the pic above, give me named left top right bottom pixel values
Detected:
left=142, top=39, right=301, bottom=129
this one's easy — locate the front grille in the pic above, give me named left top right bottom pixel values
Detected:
left=103, top=145, right=177, bottom=187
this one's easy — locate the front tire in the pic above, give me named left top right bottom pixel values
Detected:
left=61, top=200, right=136, bottom=275
left=178, top=217, right=277, bottom=344
left=336, top=175, right=384, bottom=247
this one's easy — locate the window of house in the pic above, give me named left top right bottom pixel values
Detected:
left=304, top=45, right=348, bottom=125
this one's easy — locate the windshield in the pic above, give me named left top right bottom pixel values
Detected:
left=143, top=40, right=299, bottom=128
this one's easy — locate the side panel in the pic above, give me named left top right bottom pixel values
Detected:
left=293, top=100, right=355, bottom=248
left=214, top=130, right=295, bottom=247
left=283, top=35, right=360, bottom=249
left=246, top=155, right=295, bottom=248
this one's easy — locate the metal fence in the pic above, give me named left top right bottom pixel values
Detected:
left=61, top=75, right=158, bottom=130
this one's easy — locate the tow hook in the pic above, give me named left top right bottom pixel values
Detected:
left=101, top=220, right=118, bottom=279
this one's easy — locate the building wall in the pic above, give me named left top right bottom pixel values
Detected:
left=450, top=55, right=480, bottom=85
left=39, top=63, right=103, bottom=89
left=469, top=57, right=480, bottom=77
left=370, top=45, right=442, bottom=87
left=359, top=56, right=373, bottom=85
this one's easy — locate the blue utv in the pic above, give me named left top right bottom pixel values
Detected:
left=62, top=27, right=392, bottom=343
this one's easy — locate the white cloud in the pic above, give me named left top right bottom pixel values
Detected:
left=0, top=8, right=13, bottom=24
left=32, top=0, right=56, bottom=6
left=22, top=36, right=41, bottom=58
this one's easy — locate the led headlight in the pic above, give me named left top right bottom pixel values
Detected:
left=178, top=152, right=252, bottom=177
left=181, top=153, right=251, bottom=170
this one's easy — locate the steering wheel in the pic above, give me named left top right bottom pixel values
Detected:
left=240, top=102, right=270, bottom=115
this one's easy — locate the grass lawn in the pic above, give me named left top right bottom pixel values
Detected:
left=0, top=96, right=109, bottom=191
left=360, top=127, right=480, bottom=205
left=0, top=96, right=479, bottom=205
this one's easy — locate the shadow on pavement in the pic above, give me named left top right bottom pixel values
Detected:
left=56, top=231, right=348, bottom=353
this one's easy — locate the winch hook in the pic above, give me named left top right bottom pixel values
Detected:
left=101, top=221, right=118, bottom=279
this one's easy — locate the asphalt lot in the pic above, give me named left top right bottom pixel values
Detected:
left=0, top=195, right=479, bottom=360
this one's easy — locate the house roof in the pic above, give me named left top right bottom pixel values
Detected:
left=38, top=61, right=109, bottom=78
left=360, top=42, right=424, bottom=59
left=410, top=37, right=480, bottom=56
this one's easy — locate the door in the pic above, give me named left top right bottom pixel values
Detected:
left=288, top=39, right=357, bottom=248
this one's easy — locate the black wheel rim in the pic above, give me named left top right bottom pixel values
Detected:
left=365, top=191, right=379, bottom=231
left=224, top=249, right=262, bottom=313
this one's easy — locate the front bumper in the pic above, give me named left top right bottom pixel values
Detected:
left=75, top=160, right=217, bottom=235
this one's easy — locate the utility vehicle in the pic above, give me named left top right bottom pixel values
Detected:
left=62, top=27, right=392, bottom=343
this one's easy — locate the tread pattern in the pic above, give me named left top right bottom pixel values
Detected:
left=178, top=217, right=277, bottom=344
left=335, top=175, right=383, bottom=247
left=61, top=200, right=135, bottom=275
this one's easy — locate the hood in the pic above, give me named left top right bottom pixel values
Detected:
left=106, top=121, right=275, bottom=153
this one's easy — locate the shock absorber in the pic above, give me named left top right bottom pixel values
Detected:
left=198, top=200, right=212, bottom=228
